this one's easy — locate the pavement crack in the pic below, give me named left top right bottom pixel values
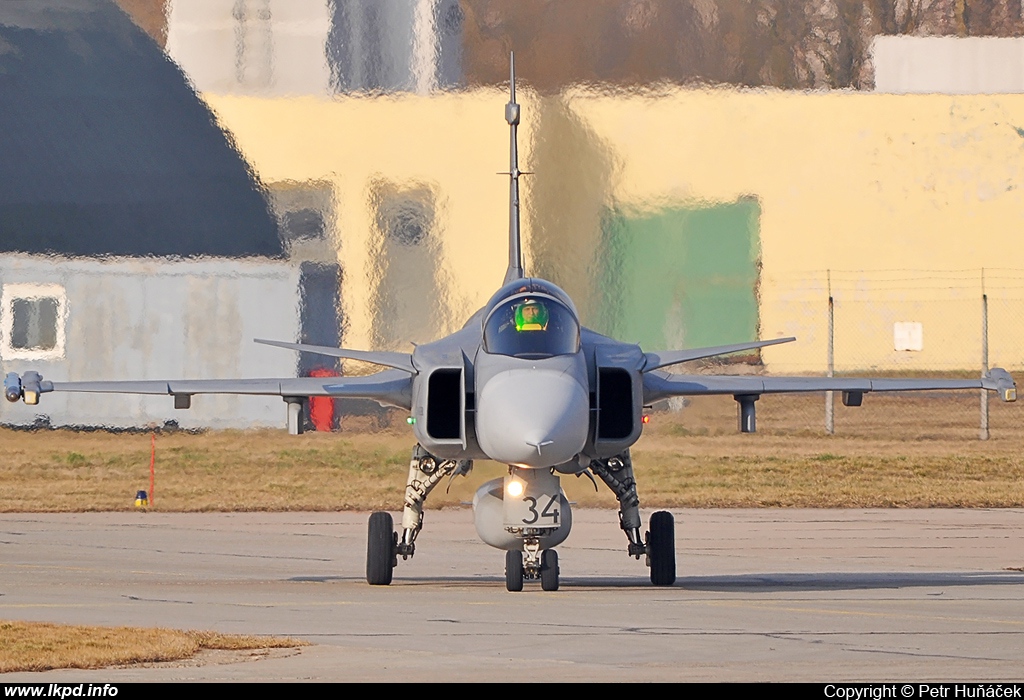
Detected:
left=123, top=594, right=193, bottom=604
left=846, top=647, right=1004, bottom=662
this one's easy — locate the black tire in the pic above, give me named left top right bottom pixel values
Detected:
left=540, top=549, right=559, bottom=591
left=505, top=549, right=524, bottom=592
left=366, top=511, right=396, bottom=586
left=648, top=510, right=676, bottom=586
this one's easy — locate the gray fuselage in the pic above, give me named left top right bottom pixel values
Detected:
left=408, top=278, right=645, bottom=471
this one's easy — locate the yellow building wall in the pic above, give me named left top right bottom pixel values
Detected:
left=567, top=89, right=1024, bottom=372
left=202, top=88, right=1024, bottom=372
left=202, top=91, right=530, bottom=352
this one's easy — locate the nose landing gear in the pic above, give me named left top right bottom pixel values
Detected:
left=540, top=549, right=559, bottom=591
left=504, top=545, right=560, bottom=592
left=505, top=550, right=524, bottom=591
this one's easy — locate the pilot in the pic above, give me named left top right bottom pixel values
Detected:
left=515, top=300, right=549, bottom=332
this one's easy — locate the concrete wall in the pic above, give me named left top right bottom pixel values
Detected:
left=165, top=0, right=462, bottom=96
left=873, top=36, right=1024, bottom=94
left=0, top=255, right=300, bottom=429
left=166, top=0, right=333, bottom=96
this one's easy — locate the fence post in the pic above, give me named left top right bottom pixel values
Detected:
left=980, top=284, right=989, bottom=441
left=825, top=271, right=834, bottom=435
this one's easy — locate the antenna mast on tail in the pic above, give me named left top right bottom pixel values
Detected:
left=503, top=52, right=525, bottom=283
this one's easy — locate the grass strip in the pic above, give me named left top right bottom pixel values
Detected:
left=0, top=620, right=305, bottom=673
left=0, top=392, right=1021, bottom=511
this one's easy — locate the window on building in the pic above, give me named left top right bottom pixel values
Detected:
left=268, top=181, right=334, bottom=254
left=377, top=187, right=433, bottom=246
left=1, top=284, right=66, bottom=360
left=368, top=181, right=447, bottom=348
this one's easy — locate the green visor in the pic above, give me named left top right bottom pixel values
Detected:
left=514, top=301, right=549, bottom=331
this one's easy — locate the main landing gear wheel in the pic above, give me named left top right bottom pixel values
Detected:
left=540, top=549, right=559, bottom=591
left=647, top=511, right=676, bottom=586
left=505, top=549, right=524, bottom=592
left=366, top=511, right=397, bottom=586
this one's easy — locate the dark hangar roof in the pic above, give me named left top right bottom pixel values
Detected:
left=0, top=0, right=282, bottom=258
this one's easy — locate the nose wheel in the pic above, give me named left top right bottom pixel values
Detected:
left=505, top=549, right=524, bottom=591
left=540, top=549, right=559, bottom=591
left=366, top=511, right=398, bottom=585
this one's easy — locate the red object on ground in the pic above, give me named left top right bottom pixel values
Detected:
left=149, top=432, right=155, bottom=506
left=308, top=368, right=339, bottom=432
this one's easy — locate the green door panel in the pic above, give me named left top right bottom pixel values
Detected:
left=596, top=198, right=760, bottom=351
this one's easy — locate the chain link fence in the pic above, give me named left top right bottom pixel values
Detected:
left=669, top=269, right=1024, bottom=440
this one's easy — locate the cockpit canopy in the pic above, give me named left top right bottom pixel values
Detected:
left=483, top=293, right=581, bottom=358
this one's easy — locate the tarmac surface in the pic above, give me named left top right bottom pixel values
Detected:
left=1, top=508, right=1023, bottom=682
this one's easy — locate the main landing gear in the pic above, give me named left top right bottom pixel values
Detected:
left=366, top=511, right=397, bottom=586
left=365, top=444, right=472, bottom=586
left=646, top=510, right=676, bottom=586
left=590, top=450, right=676, bottom=586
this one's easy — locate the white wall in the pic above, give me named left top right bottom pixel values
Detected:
left=0, top=255, right=300, bottom=429
left=873, top=36, right=1024, bottom=94
left=166, top=0, right=333, bottom=96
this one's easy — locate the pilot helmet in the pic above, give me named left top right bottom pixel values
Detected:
left=514, top=300, right=549, bottom=331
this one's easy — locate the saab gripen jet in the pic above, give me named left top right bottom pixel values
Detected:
left=5, top=59, right=1018, bottom=592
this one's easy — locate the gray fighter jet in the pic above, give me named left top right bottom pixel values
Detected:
left=5, top=58, right=1017, bottom=592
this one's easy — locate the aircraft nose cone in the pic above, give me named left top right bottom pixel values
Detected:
left=476, top=369, right=589, bottom=468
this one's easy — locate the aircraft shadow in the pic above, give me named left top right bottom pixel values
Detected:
left=288, top=571, right=1024, bottom=592
left=577, top=571, right=1024, bottom=592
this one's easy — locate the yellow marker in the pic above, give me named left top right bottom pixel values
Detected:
left=135, top=490, right=148, bottom=509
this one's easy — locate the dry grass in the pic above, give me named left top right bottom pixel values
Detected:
left=0, top=620, right=305, bottom=673
left=629, top=392, right=1024, bottom=507
left=0, top=392, right=1021, bottom=510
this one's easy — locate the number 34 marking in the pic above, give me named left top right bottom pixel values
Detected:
left=522, top=494, right=560, bottom=525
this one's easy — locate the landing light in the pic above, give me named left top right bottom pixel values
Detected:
left=506, top=479, right=525, bottom=498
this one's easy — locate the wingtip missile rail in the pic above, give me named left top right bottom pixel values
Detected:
left=5, top=371, right=50, bottom=405
left=984, top=367, right=1017, bottom=402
